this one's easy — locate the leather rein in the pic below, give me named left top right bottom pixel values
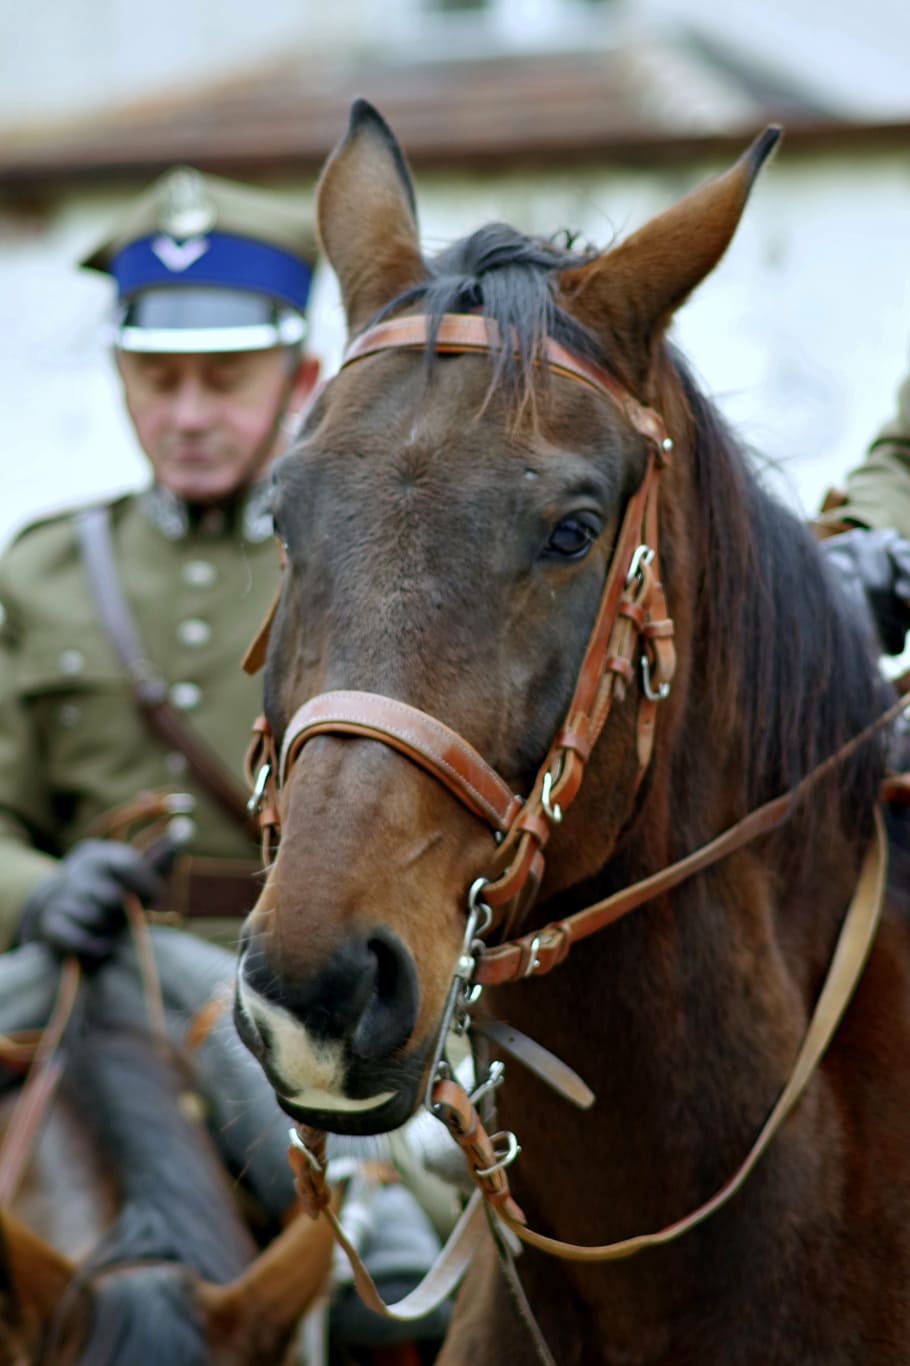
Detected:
left=244, top=312, right=898, bottom=1297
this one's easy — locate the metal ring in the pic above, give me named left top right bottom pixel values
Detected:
left=541, top=771, right=563, bottom=824
left=467, top=877, right=493, bottom=937
left=475, top=1130, right=522, bottom=1179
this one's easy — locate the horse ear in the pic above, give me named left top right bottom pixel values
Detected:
left=558, top=126, right=781, bottom=393
left=197, top=1201, right=337, bottom=1358
left=0, top=1210, right=82, bottom=1341
left=317, top=98, right=427, bottom=334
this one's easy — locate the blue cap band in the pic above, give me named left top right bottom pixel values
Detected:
left=110, top=231, right=313, bottom=312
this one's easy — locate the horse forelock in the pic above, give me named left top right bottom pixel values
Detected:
left=368, top=221, right=604, bottom=422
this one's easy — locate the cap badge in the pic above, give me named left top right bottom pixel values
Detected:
left=158, top=168, right=217, bottom=239
left=151, top=234, right=210, bottom=273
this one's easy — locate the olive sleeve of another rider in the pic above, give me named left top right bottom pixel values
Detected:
left=0, top=559, right=64, bottom=948
left=818, top=371, right=910, bottom=537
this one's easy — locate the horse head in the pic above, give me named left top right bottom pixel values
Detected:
left=234, top=99, right=782, bottom=1136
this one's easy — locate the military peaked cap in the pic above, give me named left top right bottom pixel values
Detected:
left=81, top=167, right=317, bottom=353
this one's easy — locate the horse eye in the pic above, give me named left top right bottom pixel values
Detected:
left=544, top=514, right=601, bottom=561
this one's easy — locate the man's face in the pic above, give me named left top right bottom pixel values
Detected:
left=116, top=347, right=316, bottom=504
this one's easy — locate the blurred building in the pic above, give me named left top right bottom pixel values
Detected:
left=1, top=0, right=910, bottom=543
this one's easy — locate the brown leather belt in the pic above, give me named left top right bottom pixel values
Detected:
left=156, top=856, right=262, bottom=920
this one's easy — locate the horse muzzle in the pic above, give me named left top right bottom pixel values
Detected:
left=233, top=924, right=428, bottom=1135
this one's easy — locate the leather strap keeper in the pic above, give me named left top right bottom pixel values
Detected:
left=159, top=856, right=262, bottom=920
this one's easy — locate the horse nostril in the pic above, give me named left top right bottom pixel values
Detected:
left=350, top=928, right=419, bottom=1062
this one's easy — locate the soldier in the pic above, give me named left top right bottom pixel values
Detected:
left=0, top=166, right=320, bottom=957
left=818, top=369, right=910, bottom=656
left=0, top=168, right=461, bottom=1350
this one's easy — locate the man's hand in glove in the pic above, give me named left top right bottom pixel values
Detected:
left=821, top=526, right=910, bottom=655
left=16, top=838, right=170, bottom=964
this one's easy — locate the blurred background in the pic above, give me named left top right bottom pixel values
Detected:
left=2, top=0, right=910, bottom=547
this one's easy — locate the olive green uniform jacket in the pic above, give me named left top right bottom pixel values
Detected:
left=818, top=372, right=910, bottom=533
left=0, top=483, right=280, bottom=949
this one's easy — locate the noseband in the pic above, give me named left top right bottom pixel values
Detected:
left=247, top=312, right=677, bottom=931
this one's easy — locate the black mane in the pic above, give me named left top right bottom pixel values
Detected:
left=55, top=1026, right=256, bottom=1366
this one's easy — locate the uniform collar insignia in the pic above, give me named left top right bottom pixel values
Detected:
left=139, top=481, right=273, bottom=543
left=140, top=485, right=189, bottom=540
left=242, top=480, right=274, bottom=544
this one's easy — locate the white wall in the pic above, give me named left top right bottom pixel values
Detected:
left=1, top=145, right=909, bottom=548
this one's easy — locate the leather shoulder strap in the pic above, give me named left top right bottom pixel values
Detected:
left=75, top=505, right=257, bottom=838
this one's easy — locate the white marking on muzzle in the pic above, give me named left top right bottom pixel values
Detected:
left=236, top=974, right=395, bottom=1115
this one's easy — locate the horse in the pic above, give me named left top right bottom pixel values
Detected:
left=0, top=930, right=336, bottom=1365
left=234, top=98, right=910, bottom=1364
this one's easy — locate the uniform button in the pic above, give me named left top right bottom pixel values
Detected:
left=57, top=648, right=85, bottom=675
left=58, top=703, right=81, bottom=728
left=170, top=681, right=202, bottom=711
left=168, top=814, right=197, bottom=846
left=177, top=618, right=212, bottom=648
left=182, top=559, right=217, bottom=589
left=165, top=750, right=189, bottom=776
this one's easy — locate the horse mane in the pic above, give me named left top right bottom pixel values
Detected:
left=670, top=358, right=887, bottom=830
left=371, top=221, right=888, bottom=852
left=70, top=1265, right=207, bottom=1366
left=50, top=1024, right=257, bottom=1365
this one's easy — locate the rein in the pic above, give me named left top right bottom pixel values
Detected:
left=0, top=794, right=199, bottom=1207
left=241, top=313, right=898, bottom=1310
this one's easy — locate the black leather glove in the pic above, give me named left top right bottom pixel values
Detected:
left=821, top=526, right=910, bottom=655
left=16, top=839, right=167, bottom=964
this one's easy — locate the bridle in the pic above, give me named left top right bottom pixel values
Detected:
left=244, top=311, right=896, bottom=1315
left=246, top=313, right=678, bottom=924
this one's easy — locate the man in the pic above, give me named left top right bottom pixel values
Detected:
left=0, top=166, right=320, bottom=956
left=0, top=168, right=461, bottom=1353
left=818, top=370, right=910, bottom=655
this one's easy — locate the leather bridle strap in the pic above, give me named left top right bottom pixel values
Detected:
left=491, top=806, right=887, bottom=1260
left=341, top=313, right=670, bottom=451
left=0, top=958, right=81, bottom=1205
left=279, top=691, right=523, bottom=835
left=256, top=312, right=676, bottom=923
left=287, top=1132, right=489, bottom=1323
left=475, top=686, right=910, bottom=986
left=284, top=807, right=887, bottom=1299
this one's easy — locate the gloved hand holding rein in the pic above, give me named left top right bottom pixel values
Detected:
left=16, top=838, right=174, bottom=964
